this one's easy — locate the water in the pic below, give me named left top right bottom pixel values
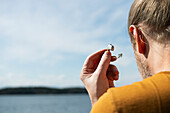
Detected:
left=0, top=94, right=91, bottom=113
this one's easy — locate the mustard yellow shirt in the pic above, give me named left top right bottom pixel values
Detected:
left=91, top=72, right=170, bottom=113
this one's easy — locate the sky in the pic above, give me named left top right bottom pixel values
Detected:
left=0, top=0, right=142, bottom=88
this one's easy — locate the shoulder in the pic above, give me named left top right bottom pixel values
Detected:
left=91, top=71, right=170, bottom=113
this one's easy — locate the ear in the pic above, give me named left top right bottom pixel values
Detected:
left=129, top=25, right=146, bottom=54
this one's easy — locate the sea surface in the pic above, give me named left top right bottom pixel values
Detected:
left=0, top=94, right=91, bottom=113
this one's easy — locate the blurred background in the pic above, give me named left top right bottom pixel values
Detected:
left=0, top=0, right=142, bottom=89
left=0, top=0, right=143, bottom=113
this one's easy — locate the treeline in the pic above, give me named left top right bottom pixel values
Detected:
left=0, top=87, right=88, bottom=95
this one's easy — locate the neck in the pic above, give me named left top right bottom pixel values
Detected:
left=148, top=42, right=170, bottom=75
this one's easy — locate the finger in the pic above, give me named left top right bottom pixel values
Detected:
left=107, top=65, right=119, bottom=81
left=107, top=65, right=119, bottom=88
left=81, top=49, right=107, bottom=81
left=111, top=56, right=117, bottom=62
left=83, top=49, right=107, bottom=69
left=108, top=79, right=115, bottom=88
left=95, top=51, right=111, bottom=76
left=107, top=70, right=119, bottom=81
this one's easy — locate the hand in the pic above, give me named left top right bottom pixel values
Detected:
left=80, top=49, right=119, bottom=106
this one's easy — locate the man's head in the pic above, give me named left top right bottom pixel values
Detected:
left=128, top=0, right=170, bottom=78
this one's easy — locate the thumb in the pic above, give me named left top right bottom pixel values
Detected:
left=95, top=51, right=111, bottom=76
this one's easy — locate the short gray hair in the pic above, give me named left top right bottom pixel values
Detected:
left=128, top=0, right=170, bottom=46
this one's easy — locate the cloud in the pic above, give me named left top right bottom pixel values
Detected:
left=0, top=72, right=82, bottom=88
left=0, top=73, right=29, bottom=87
left=0, top=0, right=139, bottom=88
left=0, top=0, right=132, bottom=63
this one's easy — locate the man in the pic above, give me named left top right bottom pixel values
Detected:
left=80, top=0, right=170, bottom=112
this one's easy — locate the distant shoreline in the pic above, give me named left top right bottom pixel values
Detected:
left=0, top=87, right=88, bottom=95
